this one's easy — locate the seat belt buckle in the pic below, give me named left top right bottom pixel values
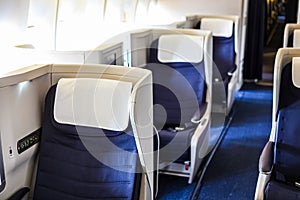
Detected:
left=175, top=127, right=185, bottom=131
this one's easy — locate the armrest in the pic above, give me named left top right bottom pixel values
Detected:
left=8, top=187, right=30, bottom=200
left=259, top=141, right=274, bottom=174
left=191, top=103, right=207, bottom=124
left=227, top=64, right=237, bottom=77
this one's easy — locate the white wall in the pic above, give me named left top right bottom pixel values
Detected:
left=0, top=0, right=30, bottom=46
left=155, top=0, right=244, bottom=23
left=27, top=0, right=58, bottom=49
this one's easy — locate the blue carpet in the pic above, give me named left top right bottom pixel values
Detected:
left=156, top=84, right=273, bottom=199
left=157, top=174, right=195, bottom=200
left=197, top=84, right=273, bottom=200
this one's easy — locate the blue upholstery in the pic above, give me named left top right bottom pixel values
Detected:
left=275, top=100, right=300, bottom=182
left=288, top=33, right=294, bottom=47
left=146, top=39, right=206, bottom=162
left=195, top=21, right=236, bottom=87
left=212, top=28, right=236, bottom=82
left=264, top=100, right=300, bottom=199
left=33, top=85, right=141, bottom=200
left=278, top=62, right=300, bottom=112
left=263, top=61, right=300, bottom=199
left=147, top=39, right=206, bottom=128
left=265, top=180, right=300, bottom=199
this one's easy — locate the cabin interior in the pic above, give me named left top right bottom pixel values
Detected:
left=0, top=0, right=300, bottom=199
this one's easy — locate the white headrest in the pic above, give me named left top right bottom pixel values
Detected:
left=54, top=78, right=132, bottom=131
left=201, top=18, right=234, bottom=38
left=293, top=30, right=300, bottom=47
left=157, top=34, right=204, bottom=63
left=292, top=57, right=300, bottom=88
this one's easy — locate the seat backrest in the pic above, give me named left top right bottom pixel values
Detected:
left=293, top=30, right=300, bottom=47
left=274, top=57, right=300, bottom=182
left=278, top=57, right=300, bottom=111
left=146, top=34, right=206, bottom=128
left=34, top=78, right=141, bottom=200
left=200, top=18, right=236, bottom=80
left=275, top=100, right=300, bottom=182
left=283, top=24, right=300, bottom=47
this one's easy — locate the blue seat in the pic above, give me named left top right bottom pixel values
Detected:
left=144, top=33, right=212, bottom=183
left=255, top=51, right=300, bottom=199
left=283, top=23, right=300, bottom=47
left=265, top=100, right=300, bottom=199
left=200, top=18, right=237, bottom=91
left=194, top=17, right=238, bottom=113
left=148, top=39, right=207, bottom=129
left=33, top=78, right=141, bottom=200
left=286, top=29, right=300, bottom=48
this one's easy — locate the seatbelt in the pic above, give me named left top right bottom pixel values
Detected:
left=168, top=104, right=207, bottom=133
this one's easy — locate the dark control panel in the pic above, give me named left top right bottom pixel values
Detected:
left=17, top=129, right=41, bottom=154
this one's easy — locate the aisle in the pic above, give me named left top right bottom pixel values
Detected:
left=197, top=84, right=272, bottom=199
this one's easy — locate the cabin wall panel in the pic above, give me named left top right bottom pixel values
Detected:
left=156, top=0, right=243, bottom=22
left=130, top=30, right=153, bottom=67
left=0, top=74, right=51, bottom=199
left=0, top=0, right=30, bottom=46
left=26, top=0, right=58, bottom=49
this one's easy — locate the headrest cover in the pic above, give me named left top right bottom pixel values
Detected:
left=54, top=78, right=132, bottom=131
left=293, top=30, right=300, bottom=47
left=292, top=57, right=300, bottom=88
left=157, top=34, right=204, bottom=63
left=201, top=18, right=233, bottom=38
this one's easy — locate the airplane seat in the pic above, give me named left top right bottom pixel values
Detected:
left=200, top=18, right=236, bottom=92
left=144, top=33, right=211, bottom=183
left=283, top=24, right=300, bottom=47
left=255, top=50, right=300, bottom=200
left=265, top=100, right=300, bottom=199
left=147, top=36, right=206, bottom=162
left=33, top=78, right=142, bottom=200
left=293, top=30, right=300, bottom=47
left=264, top=58, right=300, bottom=199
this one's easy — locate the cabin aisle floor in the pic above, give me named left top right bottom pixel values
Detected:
left=157, top=83, right=272, bottom=199
left=197, top=83, right=272, bottom=199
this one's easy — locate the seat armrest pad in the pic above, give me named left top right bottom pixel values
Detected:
left=259, top=141, right=274, bottom=173
left=227, top=64, right=237, bottom=77
left=8, top=187, right=30, bottom=200
left=191, top=103, right=207, bottom=123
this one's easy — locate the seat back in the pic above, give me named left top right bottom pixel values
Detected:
left=34, top=78, right=141, bottom=200
left=200, top=18, right=236, bottom=81
left=293, top=30, right=300, bottom=47
left=275, top=100, right=300, bottom=182
left=274, top=57, right=300, bottom=182
left=283, top=23, right=300, bottom=47
left=255, top=50, right=300, bottom=200
left=146, top=34, right=206, bottom=128
left=277, top=57, right=300, bottom=113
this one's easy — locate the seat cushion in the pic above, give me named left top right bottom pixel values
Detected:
left=34, top=85, right=141, bottom=200
left=158, top=128, right=193, bottom=163
left=265, top=180, right=300, bottom=200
